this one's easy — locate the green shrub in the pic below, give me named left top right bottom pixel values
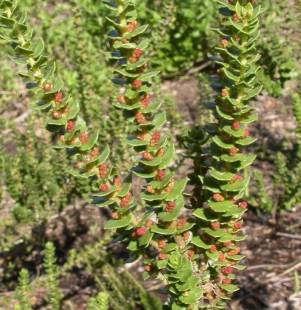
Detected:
left=87, top=292, right=109, bottom=310
left=137, top=0, right=217, bottom=76
left=1, top=118, right=90, bottom=223
left=14, top=269, right=32, bottom=310
left=258, top=0, right=299, bottom=96
left=252, top=93, right=301, bottom=212
left=43, top=242, right=63, bottom=310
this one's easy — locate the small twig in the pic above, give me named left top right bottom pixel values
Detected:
left=123, top=257, right=141, bottom=270
left=186, top=61, right=212, bottom=76
left=247, top=263, right=290, bottom=271
left=148, top=283, right=166, bottom=292
left=276, top=232, right=301, bottom=240
left=263, top=260, right=301, bottom=284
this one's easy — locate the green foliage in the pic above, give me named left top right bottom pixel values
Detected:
left=105, top=1, right=200, bottom=307
left=136, top=0, right=299, bottom=94
left=137, top=0, right=217, bottom=75
left=292, top=93, right=301, bottom=161
left=0, top=0, right=122, bottom=213
left=14, top=269, right=32, bottom=310
left=2, top=118, right=90, bottom=223
left=258, top=0, right=299, bottom=96
left=7, top=237, right=162, bottom=310
left=293, top=271, right=300, bottom=294
left=64, top=238, right=162, bottom=310
left=251, top=170, right=273, bottom=213
left=87, top=292, right=109, bottom=310
left=43, top=242, right=63, bottom=310
left=190, top=1, right=263, bottom=307
left=71, top=0, right=130, bottom=167
left=252, top=93, right=301, bottom=213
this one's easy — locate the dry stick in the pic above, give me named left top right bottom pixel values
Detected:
left=263, top=260, right=301, bottom=284
left=247, top=263, right=294, bottom=271
left=276, top=232, right=301, bottom=240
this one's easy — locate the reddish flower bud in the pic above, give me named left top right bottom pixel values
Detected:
left=146, top=185, right=155, bottom=194
left=209, top=245, right=217, bottom=253
left=98, top=164, right=108, bottom=179
left=99, top=183, right=109, bottom=192
left=231, top=121, right=240, bottom=131
left=221, top=39, right=229, bottom=48
left=129, top=56, right=137, bottom=63
left=221, top=266, right=233, bottom=275
left=219, top=253, right=226, bottom=261
left=243, top=129, right=251, bottom=138
left=117, top=95, right=126, bottom=104
left=233, top=222, right=242, bottom=230
left=135, top=111, right=146, bottom=124
left=142, top=151, right=153, bottom=161
left=165, top=201, right=176, bottom=212
left=232, top=13, right=240, bottom=22
left=120, top=192, right=132, bottom=208
left=114, top=176, right=122, bottom=188
left=228, top=247, right=241, bottom=256
left=79, top=132, right=89, bottom=144
left=66, top=120, right=75, bottom=132
left=232, top=174, right=243, bottom=182
left=238, top=201, right=248, bottom=209
left=52, top=111, right=61, bottom=119
left=229, top=147, right=239, bottom=156
left=177, top=217, right=187, bottom=228
left=124, top=192, right=133, bottom=202
left=111, top=212, right=119, bottom=220
left=234, top=35, right=240, bottom=42
left=221, top=88, right=229, bottom=97
left=156, top=148, right=165, bottom=157
left=135, top=227, right=147, bottom=237
left=141, top=94, right=151, bottom=108
left=120, top=198, right=129, bottom=209
left=183, top=231, right=190, bottom=241
left=71, top=137, right=79, bottom=145
left=158, top=239, right=167, bottom=249
left=213, top=193, right=225, bottom=202
left=211, top=222, right=220, bottom=230
left=165, top=181, right=174, bottom=193
left=58, top=135, right=65, bottom=143
left=158, top=253, right=168, bottom=260
left=145, top=219, right=153, bottom=228
left=144, top=265, right=152, bottom=272
left=222, top=278, right=232, bottom=285
left=156, top=169, right=165, bottom=181
left=133, top=48, right=143, bottom=59
left=137, top=133, right=145, bottom=141
left=187, top=250, right=195, bottom=260
left=43, top=83, right=52, bottom=92
left=90, top=148, right=99, bottom=158
left=132, top=80, right=142, bottom=90
left=126, top=20, right=138, bottom=32
left=150, top=131, right=161, bottom=146
left=223, top=241, right=233, bottom=248
left=54, top=91, right=63, bottom=104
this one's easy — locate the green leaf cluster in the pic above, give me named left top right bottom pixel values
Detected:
left=251, top=93, right=301, bottom=212
left=190, top=0, right=262, bottom=305
left=43, top=242, right=63, bottom=310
